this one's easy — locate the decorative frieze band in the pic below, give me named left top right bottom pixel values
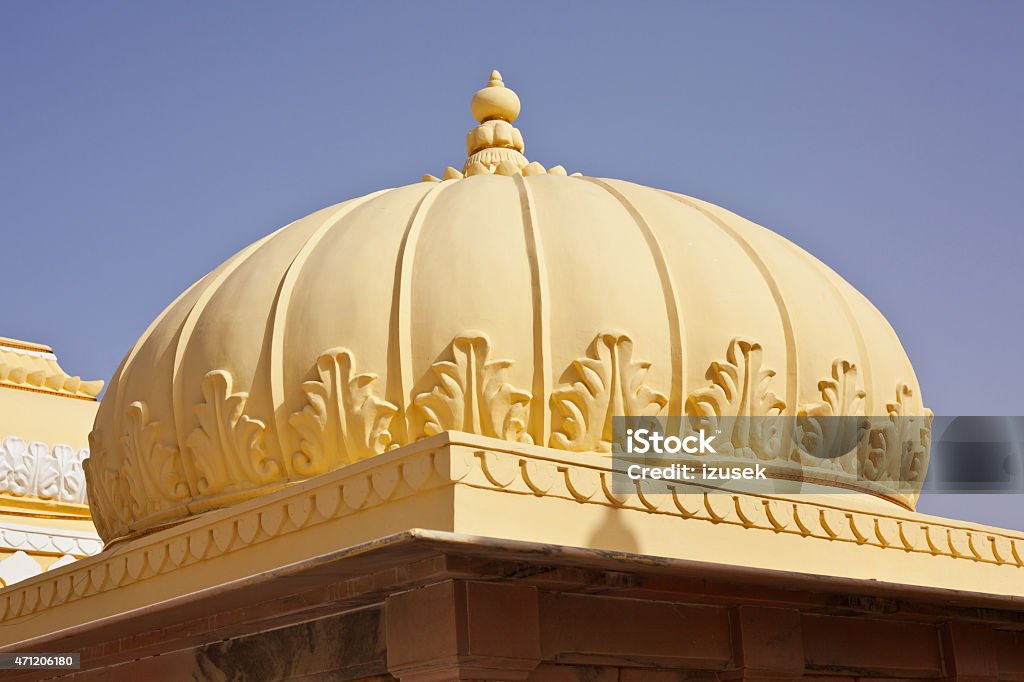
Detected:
left=0, top=436, right=90, bottom=505
left=87, top=332, right=933, bottom=542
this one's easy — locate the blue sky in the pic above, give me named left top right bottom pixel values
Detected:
left=2, top=2, right=1021, bottom=527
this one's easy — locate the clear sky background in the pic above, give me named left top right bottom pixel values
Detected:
left=2, top=2, right=1021, bottom=528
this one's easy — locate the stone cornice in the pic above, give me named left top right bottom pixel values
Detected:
left=0, top=432, right=1021, bottom=646
left=0, top=343, right=102, bottom=401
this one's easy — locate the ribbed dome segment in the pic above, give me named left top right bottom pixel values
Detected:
left=85, top=174, right=929, bottom=542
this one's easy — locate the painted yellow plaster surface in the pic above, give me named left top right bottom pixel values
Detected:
left=0, top=391, right=97, bottom=452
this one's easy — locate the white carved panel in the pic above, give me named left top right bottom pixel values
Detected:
left=0, top=436, right=89, bottom=504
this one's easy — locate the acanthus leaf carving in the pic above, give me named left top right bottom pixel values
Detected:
left=862, top=383, right=932, bottom=487
left=0, top=437, right=88, bottom=506
left=550, top=331, right=666, bottom=452
left=120, top=401, right=189, bottom=518
left=289, top=348, right=398, bottom=477
left=52, top=445, right=87, bottom=504
left=796, top=359, right=868, bottom=473
left=903, top=413, right=933, bottom=488
left=685, top=337, right=786, bottom=460
left=0, top=437, right=38, bottom=498
left=85, top=429, right=127, bottom=542
left=34, top=442, right=61, bottom=501
left=411, top=335, right=533, bottom=444
left=186, top=370, right=277, bottom=495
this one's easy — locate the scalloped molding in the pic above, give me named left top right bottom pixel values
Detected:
left=0, top=521, right=102, bottom=557
left=0, top=551, right=80, bottom=588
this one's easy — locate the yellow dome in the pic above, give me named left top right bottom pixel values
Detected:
left=86, top=72, right=931, bottom=543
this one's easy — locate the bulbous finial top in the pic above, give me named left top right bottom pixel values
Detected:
left=422, top=69, right=573, bottom=179
left=470, top=69, right=521, bottom=123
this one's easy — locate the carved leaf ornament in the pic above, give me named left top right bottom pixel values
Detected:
left=796, top=360, right=868, bottom=473
left=290, top=348, right=398, bottom=477
left=0, top=437, right=88, bottom=505
left=863, top=383, right=933, bottom=486
left=187, top=370, right=276, bottom=495
left=685, top=338, right=786, bottom=460
left=550, top=332, right=668, bottom=452
left=89, top=331, right=931, bottom=541
left=120, top=401, right=188, bottom=517
left=411, top=335, right=532, bottom=444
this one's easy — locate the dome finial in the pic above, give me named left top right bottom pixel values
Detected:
left=461, top=70, right=528, bottom=174
left=422, top=71, right=577, bottom=180
left=471, top=69, right=521, bottom=124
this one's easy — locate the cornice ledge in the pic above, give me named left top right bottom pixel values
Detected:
left=0, top=431, right=1021, bottom=626
left=0, top=435, right=458, bottom=623
left=469, top=451, right=1024, bottom=566
left=446, top=433, right=1024, bottom=568
left=0, top=343, right=103, bottom=400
